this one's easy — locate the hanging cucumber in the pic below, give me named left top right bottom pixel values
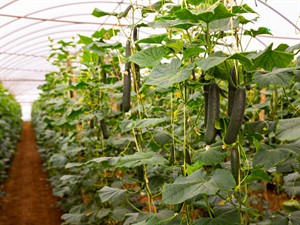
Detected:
left=132, top=27, right=141, bottom=91
left=224, top=88, right=246, bottom=145
left=122, top=40, right=131, bottom=112
left=100, top=119, right=109, bottom=139
left=228, top=67, right=239, bottom=117
left=204, top=83, right=220, bottom=145
left=230, top=147, right=240, bottom=185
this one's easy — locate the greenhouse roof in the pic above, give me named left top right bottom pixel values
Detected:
left=0, top=0, right=299, bottom=120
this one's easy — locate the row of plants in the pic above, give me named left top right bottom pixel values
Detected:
left=32, top=1, right=300, bottom=224
left=0, top=83, right=22, bottom=182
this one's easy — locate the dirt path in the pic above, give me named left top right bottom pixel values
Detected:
left=0, top=122, right=62, bottom=225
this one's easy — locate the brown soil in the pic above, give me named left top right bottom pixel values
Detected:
left=0, top=122, right=62, bottom=225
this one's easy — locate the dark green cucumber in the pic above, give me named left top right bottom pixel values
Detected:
left=122, top=40, right=131, bottom=112
left=132, top=27, right=141, bottom=91
left=230, top=147, right=240, bottom=185
left=204, top=83, right=220, bottom=145
left=100, top=119, right=109, bottom=139
left=228, top=67, right=238, bottom=117
left=224, top=88, right=246, bottom=145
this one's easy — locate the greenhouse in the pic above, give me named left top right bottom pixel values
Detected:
left=0, top=0, right=300, bottom=224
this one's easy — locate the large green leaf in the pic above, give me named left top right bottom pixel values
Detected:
left=116, top=152, right=168, bottom=168
left=253, top=67, right=296, bottom=88
left=192, top=205, right=241, bottom=225
left=175, top=3, right=235, bottom=24
left=162, top=169, right=235, bottom=204
left=196, top=53, right=227, bottom=72
left=252, top=44, right=294, bottom=71
left=193, top=144, right=226, bottom=166
left=276, top=117, right=300, bottom=141
left=136, top=34, right=168, bottom=44
left=232, top=4, right=257, bottom=14
left=196, top=52, right=253, bottom=72
left=253, top=144, right=300, bottom=170
left=120, top=118, right=167, bottom=132
left=145, top=58, right=193, bottom=88
left=129, top=46, right=165, bottom=67
left=98, top=186, right=126, bottom=203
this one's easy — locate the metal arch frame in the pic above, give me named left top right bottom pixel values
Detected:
left=0, top=1, right=130, bottom=28
left=1, top=23, right=100, bottom=50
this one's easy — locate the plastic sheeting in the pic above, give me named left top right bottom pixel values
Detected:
left=0, top=0, right=299, bottom=120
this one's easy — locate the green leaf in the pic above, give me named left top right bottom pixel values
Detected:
left=187, top=0, right=205, bottom=6
left=98, top=186, right=126, bottom=203
left=116, top=152, right=168, bottom=168
left=289, top=211, right=300, bottom=225
left=232, top=4, right=257, bottom=14
left=175, top=3, right=235, bottom=23
left=272, top=213, right=289, bottom=225
left=136, top=34, right=168, bottom=44
left=92, top=8, right=117, bottom=18
left=87, top=42, right=122, bottom=54
left=196, top=53, right=227, bottom=72
left=120, top=118, right=167, bottom=132
left=244, top=27, right=272, bottom=37
left=162, top=169, right=235, bottom=204
left=183, top=47, right=205, bottom=59
left=145, top=58, right=193, bottom=88
left=165, top=39, right=184, bottom=52
left=147, top=19, right=196, bottom=30
left=253, top=144, right=300, bottom=170
left=61, top=213, right=83, bottom=224
left=92, top=28, right=120, bottom=39
left=252, top=44, right=294, bottom=71
left=153, top=131, right=173, bottom=146
left=193, top=145, right=226, bottom=166
left=192, top=205, right=241, bottom=225
left=132, top=216, right=160, bottom=225
left=253, top=67, right=295, bottom=88
left=96, top=208, right=111, bottom=219
left=245, top=169, right=271, bottom=182
left=228, top=53, right=253, bottom=70
left=245, top=120, right=278, bottom=135
left=276, top=117, right=300, bottom=141
left=129, top=46, right=165, bottom=67
left=78, top=35, right=93, bottom=45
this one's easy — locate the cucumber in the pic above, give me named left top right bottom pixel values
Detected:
left=122, top=40, right=131, bottom=112
left=100, top=119, right=109, bottom=139
left=230, top=147, right=240, bottom=185
left=228, top=67, right=238, bottom=117
left=224, top=88, right=246, bottom=145
left=132, top=27, right=141, bottom=91
left=204, top=83, right=220, bottom=145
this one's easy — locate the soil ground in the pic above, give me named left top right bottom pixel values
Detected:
left=0, top=122, right=62, bottom=225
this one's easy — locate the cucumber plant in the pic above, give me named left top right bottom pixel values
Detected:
left=31, top=1, right=300, bottom=225
left=0, top=84, right=22, bottom=182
